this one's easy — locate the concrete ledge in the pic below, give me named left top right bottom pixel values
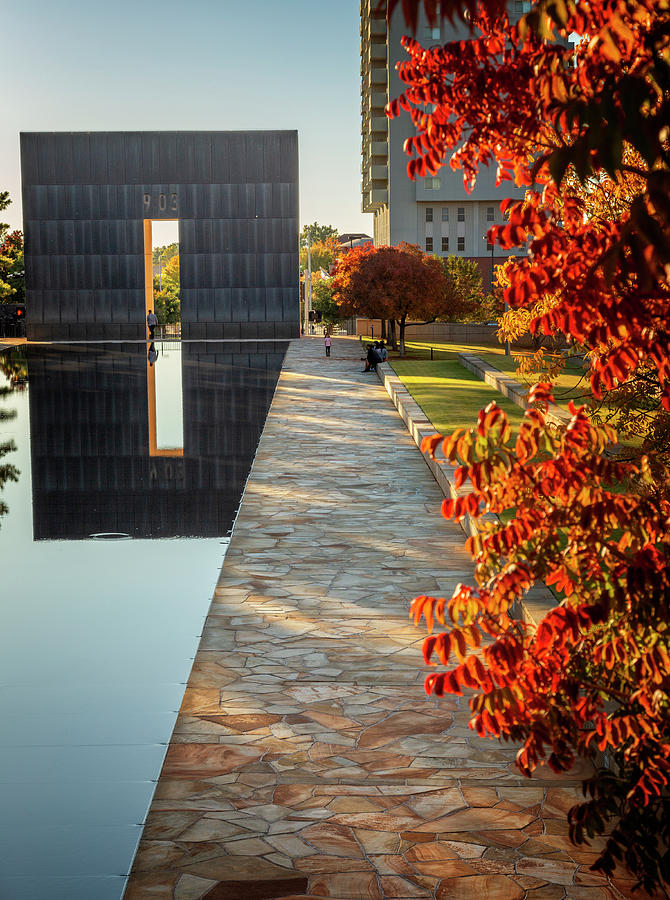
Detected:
left=375, top=362, right=496, bottom=542
left=376, top=361, right=556, bottom=626
left=458, top=352, right=572, bottom=428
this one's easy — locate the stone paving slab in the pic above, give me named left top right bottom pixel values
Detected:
left=124, top=337, right=632, bottom=900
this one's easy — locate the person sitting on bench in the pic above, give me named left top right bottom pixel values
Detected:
left=362, top=342, right=383, bottom=372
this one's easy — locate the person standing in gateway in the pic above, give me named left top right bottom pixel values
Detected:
left=146, top=309, right=158, bottom=339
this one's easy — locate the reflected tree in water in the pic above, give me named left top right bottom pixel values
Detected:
left=0, top=347, right=24, bottom=524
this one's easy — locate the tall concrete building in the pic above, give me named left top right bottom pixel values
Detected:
left=360, top=1, right=526, bottom=284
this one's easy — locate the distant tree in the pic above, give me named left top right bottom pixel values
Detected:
left=154, top=291, right=180, bottom=325
left=311, top=278, right=340, bottom=325
left=440, top=256, right=486, bottom=322
left=0, top=191, right=10, bottom=244
left=153, top=254, right=180, bottom=324
left=300, top=222, right=338, bottom=249
left=299, top=236, right=340, bottom=274
left=333, top=243, right=454, bottom=354
left=0, top=193, right=24, bottom=304
left=153, top=242, right=178, bottom=266
left=161, top=254, right=179, bottom=293
left=0, top=231, right=25, bottom=303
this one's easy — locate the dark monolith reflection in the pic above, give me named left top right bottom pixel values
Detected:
left=27, top=341, right=286, bottom=539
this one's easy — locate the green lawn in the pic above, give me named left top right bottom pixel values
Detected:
left=359, top=336, right=526, bottom=434
left=387, top=338, right=640, bottom=468
left=361, top=334, right=611, bottom=431
left=380, top=338, right=593, bottom=413
left=402, top=338, right=507, bottom=358
left=476, top=350, right=593, bottom=410
left=389, top=353, right=525, bottom=527
left=390, top=355, right=526, bottom=436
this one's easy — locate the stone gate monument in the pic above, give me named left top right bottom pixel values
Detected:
left=20, top=131, right=299, bottom=341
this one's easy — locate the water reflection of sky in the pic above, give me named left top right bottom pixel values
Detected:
left=0, top=341, right=284, bottom=900
left=153, top=341, right=184, bottom=450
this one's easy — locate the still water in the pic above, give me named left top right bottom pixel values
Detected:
left=0, top=340, right=285, bottom=899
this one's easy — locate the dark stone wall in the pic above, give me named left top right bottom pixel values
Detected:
left=20, top=132, right=299, bottom=341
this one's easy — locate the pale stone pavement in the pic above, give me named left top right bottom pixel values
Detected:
left=125, top=337, right=633, bottom=900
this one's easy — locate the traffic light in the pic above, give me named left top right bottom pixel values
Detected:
left=308, top=310, right=315, bottom=322
left=314, top=310, right=322, bottom=323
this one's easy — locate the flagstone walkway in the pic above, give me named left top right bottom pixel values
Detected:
left=125, top=337, right=630, bottom=900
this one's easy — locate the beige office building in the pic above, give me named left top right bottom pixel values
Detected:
left=360, top=0, right=527, bottom=286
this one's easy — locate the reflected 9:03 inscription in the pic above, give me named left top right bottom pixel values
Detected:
left=143, top=192, right=178, bottom=212
left=26, top=341, right=288, bottom=539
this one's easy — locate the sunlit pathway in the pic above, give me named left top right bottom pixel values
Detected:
left=125, top=336, right=627, bottom=900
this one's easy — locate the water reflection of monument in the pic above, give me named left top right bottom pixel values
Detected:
left=28, top=342, right=286, bottom=539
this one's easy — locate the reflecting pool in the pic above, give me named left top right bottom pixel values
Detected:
left=0, top=340, right=286, bottom=900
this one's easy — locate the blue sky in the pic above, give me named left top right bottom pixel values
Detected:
left=1, top=0, right=373, bottom=237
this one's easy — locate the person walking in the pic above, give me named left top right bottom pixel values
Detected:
left=146, top=309, right=158, bottom=339
left=324, top=334, right=332, bottom=357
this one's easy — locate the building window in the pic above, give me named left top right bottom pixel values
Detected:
left=514, top=0, right=531, bottom=12
left=424, top=24, right=441, bottom=39
left=457, top=236, right=465, bottom=251
left=441, top=207, right=449, bottom=221
left=425, top=207, right=433, bottom=222
left=457, top=207, right=465, bottom=222
left=442, top=236, right=449, bottom=252
left=487, top=206, right=495, bottom=222
left=425, top=177, right=441, bottom=190
left=426, top=237, right=433, bottom=252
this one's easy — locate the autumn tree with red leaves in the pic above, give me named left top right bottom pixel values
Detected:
left=332, top=241, right=474, bottom=353
left=382, top=0, right=670, bottom=892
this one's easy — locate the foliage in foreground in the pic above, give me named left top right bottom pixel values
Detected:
left=386, top=0, right=670, bottom=891
left=419, top=390, right=670, bottom=892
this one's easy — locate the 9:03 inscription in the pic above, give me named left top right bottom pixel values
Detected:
left=143, top=192, right=178, bottom=212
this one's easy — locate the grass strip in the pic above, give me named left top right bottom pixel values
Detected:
left=475, top=350, right=592, bottom=410
left=390, top=355, right=526, bottom=437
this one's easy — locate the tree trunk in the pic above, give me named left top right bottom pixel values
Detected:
left=381, top=318, right=387, bottom=341
left=388, top=319, right=397, bottom=350
left=399, top=315, right=407, bottom=356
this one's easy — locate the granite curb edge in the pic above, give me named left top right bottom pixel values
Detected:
left=375, top=360, right=555, bottom=626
